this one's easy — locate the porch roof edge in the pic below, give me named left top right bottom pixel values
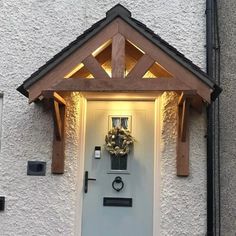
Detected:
left=17, top=4, right=221, bottom=100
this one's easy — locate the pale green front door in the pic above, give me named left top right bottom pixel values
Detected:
left=82, top=101, right=155, bottom=236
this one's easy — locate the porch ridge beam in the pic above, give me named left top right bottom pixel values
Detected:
left=82, top=54, right=110, bottom=79
left=126, top=54, right=155, bottom=79
left=112, top=33, right=125, bottom=78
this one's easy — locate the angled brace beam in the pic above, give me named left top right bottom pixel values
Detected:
left=177, top=92, right=194, bottom=177
left=126, top=54, right=154, bottom=79
left=42, top=91, right=66, bottom=174
left=83, top=54, right=110, bottom=79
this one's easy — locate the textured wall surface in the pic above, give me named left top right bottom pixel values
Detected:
left=160, top=93, right=207, bottom=236
left=218, top=1, right=236, bottom=235
left=0, top=1, right=207, bottom=235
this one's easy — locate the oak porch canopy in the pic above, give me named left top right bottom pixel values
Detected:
left=17, top=4, right=221, bottom=176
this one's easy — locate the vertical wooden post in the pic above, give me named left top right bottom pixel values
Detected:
left=41, top=93, right=67, bottom=174
left=176, top=92, right=196, bottom=176
left=112, top=33, right=125, bottom=78
left=52, top=102, right=66, bottom=174
left=177, top=96, right=191, bottom=176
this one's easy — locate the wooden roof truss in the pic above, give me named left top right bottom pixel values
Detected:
left=23, top=18, right=216, bottom=176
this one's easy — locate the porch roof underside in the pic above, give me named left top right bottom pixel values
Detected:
left=17, top=4, right=221, bottom=101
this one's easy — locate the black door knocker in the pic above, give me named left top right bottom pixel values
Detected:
left=112, top=176, right=124, bottom=192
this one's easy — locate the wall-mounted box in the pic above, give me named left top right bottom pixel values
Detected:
left=0, top=196, right=5, bottom=211
left=27, top=161, right=46, bottom=176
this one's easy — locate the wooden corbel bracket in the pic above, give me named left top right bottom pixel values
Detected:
left=177, top=91, right=196, bottom=176
left=42, top=91, right=66, bottom=174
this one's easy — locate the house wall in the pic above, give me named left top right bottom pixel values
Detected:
left=218, top=1, right=236, bottom=235
left=0, top=1, right=207, bottom=235
left=160, top=92, right=207, bottom=236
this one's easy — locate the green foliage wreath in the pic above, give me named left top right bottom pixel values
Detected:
left=105, top=127, right=135, bottom=156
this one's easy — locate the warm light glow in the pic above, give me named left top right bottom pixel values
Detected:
left=92, top=40, right=111, bottom=57
left=126, top=40, right=145, bottom=54
left=143, top=69, right=156, bottom=78
left=86, top=74, right=94, bottom=79
left=81, top=92, right=161, bottom=101
left=154, top=62, right=173, bottom=77
left=101, top=62, right=112, bottom=77
left=64, top=63, right=84, bottom=78
left=142, top=61, right=173, bottom=78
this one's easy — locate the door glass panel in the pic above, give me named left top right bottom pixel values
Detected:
left=112, top=117, right=129, bottom=129
left=109, top=115, right=131, bottom=171
left=109, top=115, right=131, bottom=130
left=110, top=154, right=127, bottom=170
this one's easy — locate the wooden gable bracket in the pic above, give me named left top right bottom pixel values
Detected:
left=43, top=91, right=66, bottom=174
left=177, top=91, right=196, bottom=177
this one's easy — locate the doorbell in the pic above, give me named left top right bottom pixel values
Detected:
left=94, top=146, right=101, bottom=159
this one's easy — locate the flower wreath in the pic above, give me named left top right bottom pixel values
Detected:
left=105, top=127, right=135, bottom=156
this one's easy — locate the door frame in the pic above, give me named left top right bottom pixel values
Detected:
left=74, top=94, right=162, bottom=236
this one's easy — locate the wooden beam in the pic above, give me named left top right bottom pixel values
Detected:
left=42, top=91, right=66, bottom=106
left=125, top=41, right=143, bottom=59
left=112, top=33, right=125, bottom=78
left=83, top=54, right=110, bottom=79
left=72, top=45, right=112, bottom=78
left=180, top=99, right=190, bottom=142
left=178, top=91, right=204, bottom=113
left=126, top=41, right=171, bottom=77
left=118, top=18, right=212, bottom=102
left=53, top=92, right=66, bottom=106
left=45, top=77, right=192, bottom=92
left=28, top=19, right=119, bottom=102
left=28, top=18, right=212, bottom=103
left=53, top=101, right=62, bottom=140
left=51, top=102, right=66, bottom=174
left=177, top=92, right=195, bottom=176
left=177, top=104, right=189, bottom=177
left=178, top=91, right=196, bottom=105
left=126, top=54, right=154, bottom=79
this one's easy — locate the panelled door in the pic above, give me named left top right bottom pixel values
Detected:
left=82, top=101, right=155, bottom=236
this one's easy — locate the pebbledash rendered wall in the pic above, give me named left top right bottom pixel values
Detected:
left=0, top=1, right=207, bottom=236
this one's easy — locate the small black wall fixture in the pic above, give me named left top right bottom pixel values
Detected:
left=0, top=196, right=5, bottom=211
left=27, top=161, right=46, bottom=176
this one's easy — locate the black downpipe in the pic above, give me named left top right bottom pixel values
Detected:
left=206, top=0, right=214, bottom=235
left=206, top=105, right=214, bottom=236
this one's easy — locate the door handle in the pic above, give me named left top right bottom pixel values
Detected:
left=84, top=171, right=96, bottom=193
